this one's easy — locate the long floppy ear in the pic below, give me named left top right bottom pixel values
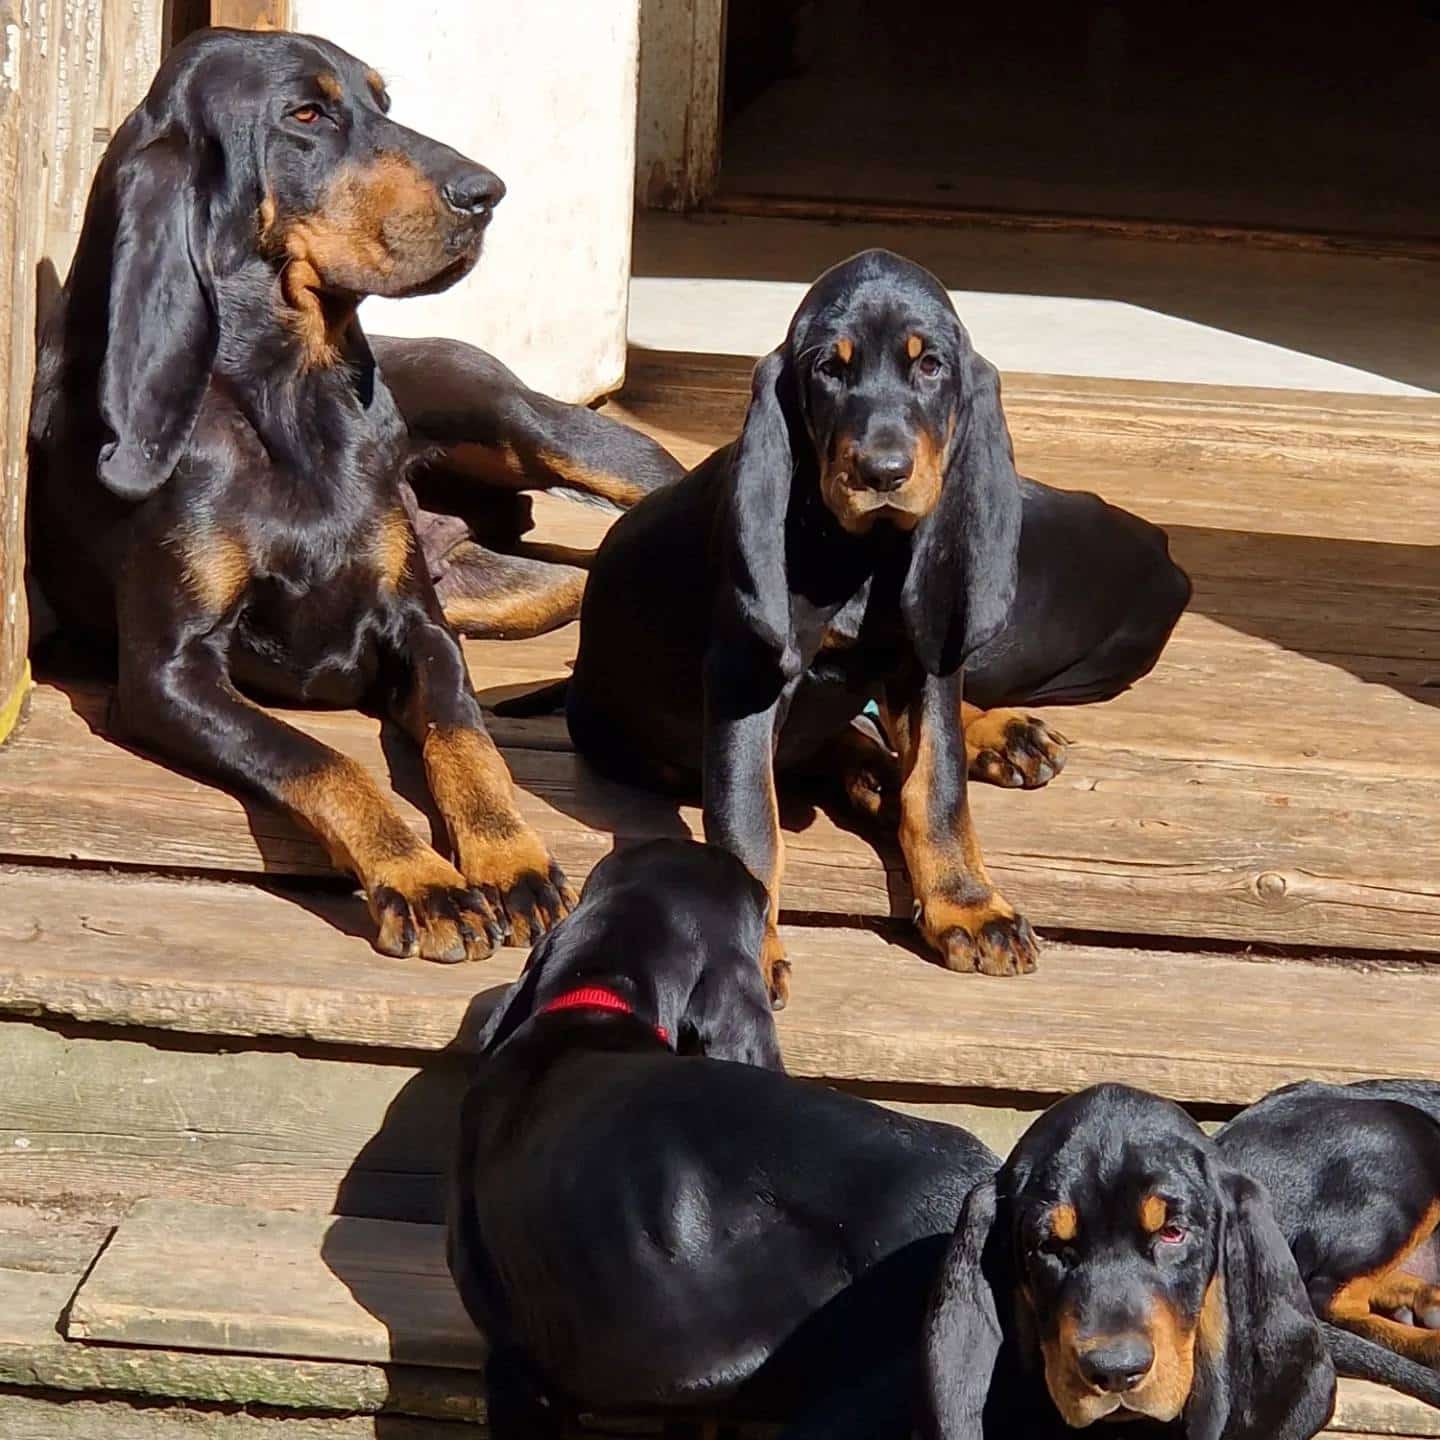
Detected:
left=714, top=347, right=798, bottom=673
left=94, top=132, right=217, bottom=499
left=1186, top=1169, right=1336, bottom=1440
left=679, top=952, right=784, bottom=1070
left=472, top=931, right=558, bottom=1056
left=922, top=1176, right=1010, bottom=1440
left=902, top=353, right=1023, bottom=677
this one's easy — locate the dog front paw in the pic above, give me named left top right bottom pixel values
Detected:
left=461, top=826, right=576, bottom=947
left=762, top=926, right=792, bottom=1010
left=369, top=850, right=506, bottom=963
left=918, top=894, right=1039, bottom=977
left=966, top=710, right=1069, bottom=790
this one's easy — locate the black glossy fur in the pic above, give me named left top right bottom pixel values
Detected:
left=556, top=250, right=1191, bottom=997
left=26, top=28, right=674, bottom=962
left=448, top=839, right=998, bottom=1439
left=923, top=1084, right=1335, bottom=1440
left=1217, top=1079, right=1440, bottom=1406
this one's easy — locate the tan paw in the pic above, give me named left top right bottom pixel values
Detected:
left=918, top=894, right=1040, bottom=977
left=369, top=849, right=504, bottom=963
left=966, top=710, right=1069, bottom=790
left=762, top=926, right=792, bottom=1010
left=461, top=825, right=577, bottom=947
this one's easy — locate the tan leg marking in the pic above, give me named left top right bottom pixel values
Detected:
left=421, top=725, right=575, bottom=945
left=962, top=701, right=1069, bottom=790
left=1329, top=1201, right=1440, bottom=1362
left=892, top=700, right=1037, bottom=977
left=279, top=756, right=497, bottom=962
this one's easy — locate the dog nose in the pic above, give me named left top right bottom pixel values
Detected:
left=1078, top=1338, right=1155, bottom=1393
left=855, top=450, right=912, bottom=493
left=442, top=167, right=506, bottom=219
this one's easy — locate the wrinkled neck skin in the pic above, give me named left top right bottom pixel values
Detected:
left=209, top=257, right=382, bottom=477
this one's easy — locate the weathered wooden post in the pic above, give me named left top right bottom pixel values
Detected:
left=0, top=0, right=161, bottom=747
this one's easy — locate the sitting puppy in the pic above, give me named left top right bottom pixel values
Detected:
left=27, top=28, right=644, bottom=959
left=561, top=250, right=1191, bottom=1000
left=448, top=838, right=998, bottom=1438
left=1216, top=1079, right=1440, bottom=1406
left=923, top=1084, right=1336, bottom=1440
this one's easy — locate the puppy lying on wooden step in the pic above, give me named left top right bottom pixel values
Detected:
left=1217, top=1079, right=1440, bottom=1408
left=923, top=1083, right=1335, bottom=1440
left=448, top=837, right=998, bottom=1438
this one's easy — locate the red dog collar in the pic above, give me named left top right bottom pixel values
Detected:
left=536, top=985, right=669, bottom=1045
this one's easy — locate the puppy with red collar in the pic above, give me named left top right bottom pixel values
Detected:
left=448, top=838, right=997, bottom=1437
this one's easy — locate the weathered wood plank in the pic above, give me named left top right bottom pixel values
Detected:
left=0, top=1394, right=480, bottom=1439
left=0, top=1019, right=465, bottom=1221
left=8, top=656, right=1440, bottom=955
left=7, top=868, right=1440, bottom=1108
left=616, top=352, right=1440, bottom=518
left=54, top=1198, right=1440, bottom=1440
left=0, top=1267, right=487, bottom=1423
left=68, top=1201, right=485, bottom=1370
left=211, top=0, right=290, bottom=28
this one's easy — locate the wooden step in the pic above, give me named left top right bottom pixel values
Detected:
left=0, top=1204, right=483, bottom=1434
left=47, top=1197, right=1440, bottom=1440
left=7, top=863, right=1440, bottom=1104
left=8, top=368, right=1440, bottom=958
left=9, top=620, right=1440, bottom=956
left=5, top=863, right=1440, bottom=1224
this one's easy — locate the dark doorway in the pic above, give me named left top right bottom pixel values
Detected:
left=720, top=0, right=1440, bottom=239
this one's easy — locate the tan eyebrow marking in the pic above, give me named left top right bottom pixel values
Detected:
left=1140, top=1194, right=1168, bottom=1233
left=834, top=337, right=853, bottom=364
left=316, top=71, right=343, bottom=101
left=1050, top=1204, right=1078, bottom=1242
left=366, top=67, right=386, bottom=94
left=907, top=334, right=924, bottom=360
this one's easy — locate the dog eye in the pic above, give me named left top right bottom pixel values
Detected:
left=1157, top=1223, right=1189, bottom=1245
left=816, top=357, right=847, bottom=381
left=289, top=104, right=323, bottom=125
left=916, top=353, right=944, bottom=378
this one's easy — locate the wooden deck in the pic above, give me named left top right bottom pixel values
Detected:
left=8, top=356, right=1440, bottom=962
left=3, top=350, right=1440, bottom=1434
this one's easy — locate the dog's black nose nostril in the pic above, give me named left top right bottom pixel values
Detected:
left=855, top=451, right=912, bottom=493
left=442, top=169, right=506, bottom=218
left=1078, top=1338, right=1155, bottom=1394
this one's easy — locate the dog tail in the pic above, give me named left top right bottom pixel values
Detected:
left=1322, top=1321, right=1440, bottom=1407
left=492, top=678, right=569, bottom=718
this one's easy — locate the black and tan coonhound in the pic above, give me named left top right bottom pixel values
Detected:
left=448, top=838, right=998, bottom=1438
left=923, top=1084, right=1336, bottom=1440
left=552, top=250, right=1190, bottom=1001
left=1217, top=1079, right=1440, bottom=1407
left=27, top=28, right=677, bottom=961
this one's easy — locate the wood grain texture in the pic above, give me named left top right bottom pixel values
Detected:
left=52, top=1197, right=1440, bottom=1440
left=68, top=1200, right=485, bottom=1370
left=0, top=1395, right=479, bottom=1439
left=9, top=365, right=1440, bottom=953
left=0, top=1267, right=487, bottom=1422
left=0, top=1019, right=464, bottom=1221
left=5, top=867, right=1440, bottom=1106
left=210, top=0, right=289, bottom=28
left=9, top=645, right=1440, bottom=955
left=0, top=0, right=160, bottom=740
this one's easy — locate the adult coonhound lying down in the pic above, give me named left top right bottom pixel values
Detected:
left=924, top=1084, right=1336, bottom=1440
left=447, top=838, right=999, bottom=1438
left=555, top=250, right=1191, bottom=1000
left=27, top=28, right=675, bottom=960
left=1217, top=1079, right=1440, bottom=1406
